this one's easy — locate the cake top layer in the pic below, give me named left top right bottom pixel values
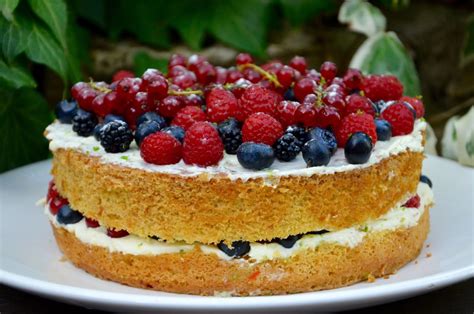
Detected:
left=50, top=53, right=426, bottom=173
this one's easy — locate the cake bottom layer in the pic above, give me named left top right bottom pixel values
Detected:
left=52, top=205, right=430, bottom=296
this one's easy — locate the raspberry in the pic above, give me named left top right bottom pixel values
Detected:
left=343, top=68, right=363, bottom=91
left=140, top=132, right=183, bottom=165
left=242, top=112, right=283, bottom=146
left=345, top=94, right=376, bottom=117
left=183, top=122, right=224, bottom=167
left=275, top=101, right=300, bottom=127
left=403, top=194, right=420, bottom=208
left=99, top=120, right=133, bottom=153
left=380, top=101, right=415, bottom=136
left=400, top=96, right=424, bottom=119
left=85, top=217, right=100, bottom=228
left=112, top=70, right=134, bottom=82
left=206, top=88, right=239, bottom=123
left=47, top=180, right=59, bottom=202
left=171, top=106, right=206, bottom=130
left=335, top=112, right=377, bottom=147
left=362, top=75, right=403, bottom=101
left=107, top=228, right=129, bottom=238
left=49, top=196, right=68, bottom=215
left=239, top=85, right=281, bottom=118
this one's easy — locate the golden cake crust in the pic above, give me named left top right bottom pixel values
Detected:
left=52, top=148, right=424, bottom=244
left=52, top=206, right=430, bottom=296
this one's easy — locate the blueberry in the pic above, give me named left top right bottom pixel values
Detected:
left=55, top=100, right=78, bottom=123
left=217, top=241, right=251, bottom=258
left=285, top=125, right=308, bottom=143
left=136, top=112, right=167, bottom=129
left=420, top=175, right=433, bottom=188
left=135, top=120, right=161, bottom=146
left=375, top=119, right=392, bottom=141
left=104, top=114, right=126, bottom=124
left=283, top=87, right=297, bottom=101
left=344, top=132, right=373, bottom=164
left=161, top=126, right=185, bottom=143
left=274, top=134, right=302, bottom=162
left=57, top=204, right=83, bottom=224
left=308, top=128, right=337, bottom=155
left=275, top=234, right=302, bottom=248
left=302, top=139, right=331, bottom=167
left=217, top=118, right=242, bottom=154
left=100, top=120, right=133, bottom=153
left=237, top=142, right=275, bottom=170
left=93, top=124, right=104, bottom=141
left=72, top=109, right=98, bottom=137
left=374, top=100, right=387, bottom=113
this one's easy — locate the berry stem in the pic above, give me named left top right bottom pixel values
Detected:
left=168, top=89, right=203, bottom=96
left=237, top=63, right=282, bottom=88
left=88, top=79, right=112, bottom=93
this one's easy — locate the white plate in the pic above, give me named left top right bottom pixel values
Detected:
left=0, top=156, right=473, bottom=313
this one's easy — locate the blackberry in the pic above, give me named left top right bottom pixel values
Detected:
left=217, top=240, right=250, bottom=258
left=275, top=234, right=302, bottom=248
left=72, top=109, right=98, bottom=137
left=93, top=124, right=104, bottom=141
left=283, top=87, right=297, bottom=101
left=274, top=134, right=302, bottom=162
left=99, top=120, right=133, bottom=153
left=285, top=125, right=308, bottom=143
left=217, top=118, right=242, bottom=154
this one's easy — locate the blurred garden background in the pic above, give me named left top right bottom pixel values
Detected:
left=0, top=0, right=473, bottom=172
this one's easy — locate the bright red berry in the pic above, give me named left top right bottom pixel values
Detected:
left=206, top=88, right=239, bottom=123
left=47, top=180, right=59, bottom=202
left=275, top=101, right=300, bottom=127
left=335, top=112, right=377, bottom=147
left=105, top=91, right=125, bottom=116
left=168, top=54, right=187, bottom=71
left=380, top=101, right=415, bottom=136
left=187, top=54, right=206, bottom=72
left=71, top=82, right=89, bottom=100
left=314, top=105, right=341, bottom=130
left=116, top=77, right=144, bottom=102
left=403, top=194, right=421, bottom=208
left=182, top=94, right=203, bottom=107
left=142, top=68, right=163, bottom=85
left=125, top=92, right=152, bottom=128
left=293, top=78, right=316, bottom=102
left=141, top=132, right=183, bottom=165
left=276, top=65, right=295, bottom=88
left=320, top=61, right=337, bottom=81
left=171, top=106, right=206, bottom=130
left=242, top=112, right=283, bottom=146
left=362, top=75, right=403, bottom=101
left=173, top=71, right=196, bottom=89
left=239, top=85, right=280, bottom=118
left=261, top=61, right=283, bottom=74
left=193, top=61, right=217, bottom=85
left=345, top=94, right=376, bottom=117
left=168, top=65, right=188, bottom=78
left=215, top=66, right=228, bottom=84
left=226, top=70, right=244, bottom=83
left=49, top=196, right=68, bottom=215
left=75, top=88, right=97, bottom=111
left=183, top=122, right=224, bottom=167
left=91, top=93, right=112, bottom=117
left=107, top=228, right=129, bottom=238
left=147, top=76, right=168, bottom=102
left=113, top=70, right=134, bottom=82
left=343, top=68, right=363, bottom=91
left=322, top=92, right=346, bottom=115
left=242, top=68, right=261, bottom=83
left=289, top=56, right=307, bottom=74
left=400, top=96, right=424, bottom=119
left=85, top=218, right=100, bottom=228
left=158, top=96, right=184, bottom=118
left=236, top=53, right=253, bottom=65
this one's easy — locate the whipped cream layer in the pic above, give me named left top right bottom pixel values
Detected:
left=46, top=182, right=433, bottom=263
left=45, top=120, right=426, bottom=181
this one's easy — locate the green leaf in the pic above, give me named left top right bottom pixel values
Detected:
left=0, top=59, right=36, bottom=88
left=0, top=15, right=29, bottom=62
left=210, top=0, right=269, bottom=57
left=338, top=0, right=386, bottom=37
left=28, top=0, right=68, bottom=49
left=279, top=0, right=337, bottom=26
left=25, top=20, right=69, bottom=82
left=350, top=32, right=421, bottom=96
left=68, top=0, right=106, bottom=29
left=0, top=87, right=53, bottom=173
left=133, top=51, right=168, bottom=76
left=0, top=0, right=19, bottom=21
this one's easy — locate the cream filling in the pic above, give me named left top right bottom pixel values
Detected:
left=45, top=120, right=426, bottom=182
left=46, top=182, right=433, bottom=263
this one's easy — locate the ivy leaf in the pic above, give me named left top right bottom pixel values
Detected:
left=69, top=0, right=106, bottom=30
left=27, top=0, right=68, bottom=49
left=350, top=32, right=421, bottom=96
left=279, top=0, right=337, bottom=26
left=0, top=0, right=19, bottom=21
left=169, top=2, right=212, bottom=50
left=0, top=59, right=36, bottom=88
left=210, top=0, right=269, bottom=57
left=338, top=0, right=386, bottom=37
left=0, top=87, right=53, bottom=173
left=0, top=15, right=29, bottom=62
left=133, top=51, right=168, bottom=76
left=25, top=20, right=69, bottom=82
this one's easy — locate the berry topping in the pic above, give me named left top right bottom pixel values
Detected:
left=293, top=78, right=316, bottom=102
left=49, top=195, right=68, bottom=215
left=374, top=119, right=392, bottom=141
left=283, top=88, right=297, bottom=101
left=46, top=180, right=59, bottom=202
left=135, top=120, right=161, bottom=146
left=171, top=106, right=206, bottom=130
left=308, top=128, right=337, bottom=155
left=116, top=77, right=144, bottom=102
left=275, top=101, right=300, bottom=128
left=72, top=109, right=98, bottom=137
left=380, top=101, right=415, bottom=136
left=345, top=94, right=376, bottom=117
left=320, top=61, right=337, bottom=81
left=335, top=112, right=377, bottom=147
left=206, top=88, right=239, bottom=123
left=344, top=132, right=373, bottom=164
left=275, top=234, right=303, bottom=248
left=75, top=87, right=97, bottom=112
left=55, top=100, right=78, bottom=123
left=161, top=126, right=185, bottom=143
left=239, top=85, right=281, bottom=117
left=285, top=125, right=308, bottom=143
left=158, top=96, right=184, bottom=118
left=276, top=65, right=295, bottom=88
left=112, top=70, right=134, bottom=82
left=420, top=175, right=433, bottom=188
left=217, top=240, right=251, bottom=258
left=146, top=75, right=168, bottom=101
left=85, top=217, right=100, bottom=228
left=237, top=142, right=275, bottom=170
left=93, top=124, right=104, bottom=141
left=104, top=114, right=126, bottom=124
left=362, top=75, right=403, bottom=101
left=99, top=121, right=133, bottom=153
left=194, top=61, right=217, bottom=85
left=403, top=194, right=421, bottom=208
left=106, top=228, right=129, bottom=238
left=343, top=68, right=363, bottom=91
left=136, top=112, right=167, bottom=129
left=274, top=133, right=302, bottom=162
left=242, top=112, right=284, bottom=146
left=183, top=122, right=224, bottom=167
left=302, top=139, right=331, bottom=167
left=71, top=82, right=88, bottom=100
left=289, top=56, right=307, bottom=74
left=140, top=132, right=183, bottom=165
left=217, top=118, right=242, bottom=154
left=56, top=204, right=83, bottom=225
left=236, top=53, right=253, bottom=65
left=400, top=96, right=425, bottom=119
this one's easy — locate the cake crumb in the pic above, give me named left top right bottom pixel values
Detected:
left=383, top=275, right=390, bottom=279
left=59, top=255, right=68, bottom=262
left=426, top=253, right=432, bottom=258
left=367, top=274, right=376, bottom=283
left=415, top=260, right=418, bottom=264
left=426, top=244, right=431, bottom=248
